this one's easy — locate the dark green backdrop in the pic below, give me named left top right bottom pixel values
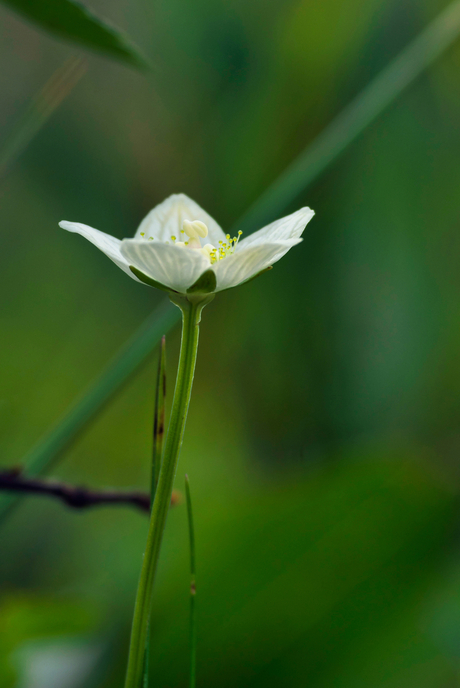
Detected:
left=1, top=0, right=460, bottom=685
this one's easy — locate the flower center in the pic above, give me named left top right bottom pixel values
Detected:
left=140, top=220, right=242, bottom=264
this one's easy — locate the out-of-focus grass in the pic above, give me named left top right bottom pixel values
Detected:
left=1, top=0, right=149, bottom=69
left=0, top=56, right=86, bottom=179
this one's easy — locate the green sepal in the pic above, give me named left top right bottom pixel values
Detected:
left=186, top=269, right=217, bottom=295
left=130, top=266, right=178, bottom=294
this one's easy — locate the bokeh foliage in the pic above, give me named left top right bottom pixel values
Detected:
left=1, top=0, right=460, bottom=686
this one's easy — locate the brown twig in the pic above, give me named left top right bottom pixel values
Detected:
left=0, top=469, right=179, bottom=514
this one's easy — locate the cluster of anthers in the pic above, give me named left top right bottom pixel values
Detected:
left=139, top=219, right=242, bottom=265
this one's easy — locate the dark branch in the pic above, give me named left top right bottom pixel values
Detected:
left=0, top=469, right=179, bottom=514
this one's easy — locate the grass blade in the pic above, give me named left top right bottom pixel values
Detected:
left=141, top=631, right=150, bottom=688
left=234, top=0, right=460, bottom=234
left=142, top=334, right=167, bottom=688
left=2, top=0, right=460, bottom=518
left=0, top=57, right=87, bottom=179
left=1, top=0, right=149, bottom=70
left=151, top=336, right=166, bottom=499
left=185, top=474, right=197, bottom=688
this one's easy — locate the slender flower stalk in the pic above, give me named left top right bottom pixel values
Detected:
left=124, top=293, right=213, bottom=688
left=185, top=474, right=197, bottom=688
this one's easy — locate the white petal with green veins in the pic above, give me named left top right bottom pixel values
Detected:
left=212, top=239, right=301, bottom=292
left=60, top=194, right=314, bottom=295
left=121, top=239, right=209, bottom=294
left=134, top=194, right=227, bottom=246
left=237, top=207, right=314, bottom=250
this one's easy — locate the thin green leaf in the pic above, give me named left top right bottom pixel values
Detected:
left=1, top=0, right=150, bottom=70
left=0, top=57, right=87, bottom=179
left=141, top=337, right=166, bottom=688
left=2, top=0, right=460, bottom=520
left=151, top=336, right=166, bottom=500
left=185, top=475, right=197, bottom=688
left=233, top=0, right=460, bottom=235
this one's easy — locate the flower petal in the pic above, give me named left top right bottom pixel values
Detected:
left=212, top=239, right=301, bottom=292
left=121, top=239, right=210, bottom=294
left=59, top=221, right=139, bottom=280
left=238, top=207, right=314, bottom=250
left=135, top=194, right=227, bottom=246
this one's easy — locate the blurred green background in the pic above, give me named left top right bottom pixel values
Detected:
left=2, top=0, right=460, bottom=685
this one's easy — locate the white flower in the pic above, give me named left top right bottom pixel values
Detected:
left=59, top=194, right=314, bottom=295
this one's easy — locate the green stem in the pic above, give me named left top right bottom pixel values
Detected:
left=124, top=294, right=211, bottom=688
left=185, top=474, right=197, bottom=688
left=151, top=335, right=166, bottom=499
